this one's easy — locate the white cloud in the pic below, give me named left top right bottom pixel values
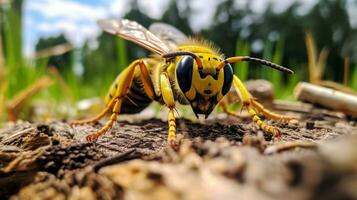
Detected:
left=346, top=0, right=357, bottom=28
left=294, top=0, right=318, bottom=16
left=189, top=0, right=225, bottom=32
left=24, top=0, right=129, bottom=55
left=137, top=0, right=171, bottom=19
left=27, top=0, right=107, bottom=21
left=189, top=0, right=317, bottom=32
left=23, top=0, right=174, bottom=55
left=36, top=23, right=51, bottom=33
left=234, top=0, right=317, bottom=15
left=109, top=0, right=131, bottom=17
left=37, top=20, right=76, bottom=33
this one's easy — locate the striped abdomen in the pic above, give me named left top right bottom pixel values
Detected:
left=105, top=65, right=154, bottom=114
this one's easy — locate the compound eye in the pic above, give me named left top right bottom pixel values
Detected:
left=176, top=56, right=193, bottom=93
left=222, top=63, right=233, bottom=95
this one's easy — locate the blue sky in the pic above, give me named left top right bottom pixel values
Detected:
left=24, top=0, right=128, bottom=55
left=24, top=0, right=357, bottom=56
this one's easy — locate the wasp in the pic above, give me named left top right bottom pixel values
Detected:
left=70, top=19, right=295, bottom=146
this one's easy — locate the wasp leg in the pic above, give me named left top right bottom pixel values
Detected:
left=160, top=73, right=177, bottom=147
left=231, top=75, right=291, bottom=137
left=219, top=91, right=295, bottom=122
left=250, top=100, right=297, bottom=122
left=70, top=98, right=116, bottom=126
left=86, top=60, right=156, bottom=142
left=219, top=100, right=239, bottom=117
left=219, top=100, right=251, bottom=119
left=71, top=59, right=156, bottom=127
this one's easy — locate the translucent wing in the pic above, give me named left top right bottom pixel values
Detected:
left=98, top=19, right=171, bottom=56
left=149, top=22, right=189, bottom=49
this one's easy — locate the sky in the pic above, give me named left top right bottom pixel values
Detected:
left=23, top=0, right=356, bottom=56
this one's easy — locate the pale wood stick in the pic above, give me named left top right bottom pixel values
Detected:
left=294, top=82, right=357, bottom=117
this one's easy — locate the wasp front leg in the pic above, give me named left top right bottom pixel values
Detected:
left=250, top=100, right=296, bottom=122
left=160, top=73, right=177, bottom=147
left=219, top=96, right=251, bottom=120
left=230, top=76, right=295, bottom=137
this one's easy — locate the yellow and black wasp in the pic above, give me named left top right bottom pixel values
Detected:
left=70, top=19, right=295, bottom=146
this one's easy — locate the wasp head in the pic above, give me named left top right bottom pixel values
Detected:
left=176, top=54, right=233, bottom=118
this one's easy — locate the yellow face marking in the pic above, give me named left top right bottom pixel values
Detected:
left=185, top=86, right=196, bottom=100
left=180, top=53, right=228, bottom=116
left=173, top=47, right=227, bottom=115
left=190, top=53, right=224, bottom=100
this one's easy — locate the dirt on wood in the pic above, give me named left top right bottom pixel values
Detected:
left=0, top=102, right=356, bottom=200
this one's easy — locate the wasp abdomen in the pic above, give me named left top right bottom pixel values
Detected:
left=106, top=74, right=153, bottom=114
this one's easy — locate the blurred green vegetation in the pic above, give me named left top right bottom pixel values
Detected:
left=0, top=0, right=356, bottom=122
left=1, top=0, right=47, bottom=121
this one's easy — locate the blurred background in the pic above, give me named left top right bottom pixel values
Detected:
left=0, top=0, right=356, bottom=122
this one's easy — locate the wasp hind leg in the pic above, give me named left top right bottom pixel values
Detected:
left=250, top=100, right=296, bottom=122
left=230, top=76, right=296, bottom=137
left=219, top=96, right=295, bottom=122
left=77, top=60, right=156, bottom=142
left=70, top=98, right=115, bottom=126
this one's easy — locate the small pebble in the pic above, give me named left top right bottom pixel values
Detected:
left=306, top=121, right=315, bottom=130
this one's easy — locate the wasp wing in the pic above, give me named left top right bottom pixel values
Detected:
left=98, top=19, right=171, bottom=56
left=149, top=22, right=189, bottom=49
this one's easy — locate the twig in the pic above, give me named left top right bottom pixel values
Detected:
left=1, top=127, right=35, bottom=144
left=93, top=149, right=138, bottom=172
left=32, top=43, right=73, bottom=60
left=48, top=66, right=75, bottom=103
left=305, top=31, right=329, bottom=84
left=7, top=76, right=53, bottom=121
left=305, top=31, right=318, bottom=83
left=264, top=141, right=317, bottom=154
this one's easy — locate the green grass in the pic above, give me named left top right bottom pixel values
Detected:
left=0, top=5, right=75, bottom=121
left=262, top=40, right=274, bottom=79
left=250, top=39, right=286, bottom=98
left=116, top=38, right=128, bottom=73
left=270, top=39, right=284, bottom=97
left=233, top=36, right=302, bottom=100
left=2, top=6, right=49, bottom=97
left=231, top=36, right=301, bottom=102
left=351, top=64, right=357, bottom=90
left=234, top=39, right=250, bottom=82
left=0, top=6, right=50, bottom=122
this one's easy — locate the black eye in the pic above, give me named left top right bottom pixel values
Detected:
left=176, top=56, right=193, bottom=93
left=222, top=63, right=233, bottom=95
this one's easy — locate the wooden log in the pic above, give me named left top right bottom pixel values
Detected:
left=294, top=82, right=357, bottom=117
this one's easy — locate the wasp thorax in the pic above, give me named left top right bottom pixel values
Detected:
left=176, top=55, right=234, bottom=118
